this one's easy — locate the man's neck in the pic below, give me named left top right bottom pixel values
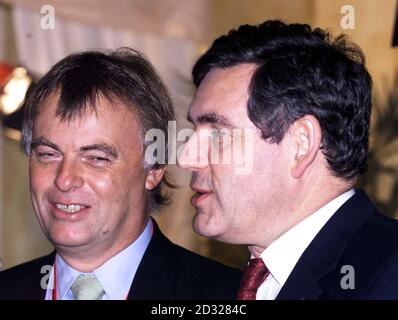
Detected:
left=249, top=179, right=355, bottom=255
left=55, top=220, right=150, bottom=272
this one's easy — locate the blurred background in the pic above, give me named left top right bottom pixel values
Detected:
left=1, top=0, right=398, bottom=271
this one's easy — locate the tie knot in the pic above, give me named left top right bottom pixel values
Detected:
left=247, top=258, right=266, bottom=271
left=237, top=258, right=269, bottom=300
left=70, top=274, right=105, bottom=300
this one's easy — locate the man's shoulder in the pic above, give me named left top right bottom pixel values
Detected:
left=327, top=190, right=398, bottom=260
left=0, top=253, right=54, bottom=299
left=144, top=225, right=242, bottom=299
left=346, top=211, right=398, bottom=267
left=170, top=242, right=242, bottom=298
left=323, top=212, right=398, bottom=299
left=172, top=241, right=241, bottom=276
left=367, top=211, right=398, bottom=234
left=153, top=226, right=241, bottom=279
left=150, top=221, right=242, bottom=280
left=0, top=253, right=54, bottom=277
left=355, top=212, right=398, bottom=262
left=351, top=212, right=398, bottom=252
left=284, top=191, right=398, bottom=299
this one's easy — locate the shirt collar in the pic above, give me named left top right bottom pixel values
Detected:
left=260, top=189, right=355, bottom=288
left=54, top=218, right=153, bottom=300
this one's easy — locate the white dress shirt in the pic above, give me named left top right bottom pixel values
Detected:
left=256, top=189, right=355, bottom=300
left=45, top=218, right=153, bottom=300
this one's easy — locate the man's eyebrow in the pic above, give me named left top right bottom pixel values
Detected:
left=31, top=139, right=119, bottom=159
left=30, top=138, right=60, bottom=151
left=187, top=112, right=235, bottom=128
left=80, top=144, right=119, bottom=159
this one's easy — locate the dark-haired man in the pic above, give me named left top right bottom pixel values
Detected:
left=0, top=48, right=241, bottom=300
left=178, top=20, right=398, bottom=299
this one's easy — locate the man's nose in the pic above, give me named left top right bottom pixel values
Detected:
left=55, top=158, right=84, bottom=192
left=177, top=131, right=209, bottom=171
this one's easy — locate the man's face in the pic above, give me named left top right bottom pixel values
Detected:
left=30, top=94, right=160, bottom=256
left=178, top=64, right=294, bottom=246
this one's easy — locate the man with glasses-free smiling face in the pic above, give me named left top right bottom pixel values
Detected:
left=0, top=48, right=241, bottom=300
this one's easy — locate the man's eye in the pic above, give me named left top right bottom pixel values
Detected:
left=87, top=157, right=111, bottom=168
left=34, top=151, right=59, bottom=163
left=82, top=153, right=112, bottom=167
left=38, top=152, right=54, bottom=157
left=90, top=157, right=110, bottom=162
left=87, top=156, right=111, bottom=166
left=37, top=152, right=56, bottom=159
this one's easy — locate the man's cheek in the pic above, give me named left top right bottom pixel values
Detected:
left=90, top=174, right=113, bottom=192
left=30, top=171, right=47, bottom=191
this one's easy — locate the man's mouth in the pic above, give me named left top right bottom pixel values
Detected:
left=54, top=203, right=89, bottom=213
left=49, top=201, right=91, bottom=220
left=190, top=187, right=212, bottom=207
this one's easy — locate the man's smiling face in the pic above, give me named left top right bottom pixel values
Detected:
left=29, top=93, right=157, bottom=257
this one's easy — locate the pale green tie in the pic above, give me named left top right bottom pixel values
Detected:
left=70, top=274, right=105, bottom=300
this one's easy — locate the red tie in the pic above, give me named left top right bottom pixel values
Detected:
left=237, top=258, right=269, bottom=300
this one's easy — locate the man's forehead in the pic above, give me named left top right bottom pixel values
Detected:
left=35, top=92, right=136, bottom=122
left=37, top=90, right=130, bottom=116
left=34, top=98, right=140, bottom=142
left=199, top=63, right=257, bottom=91
left=188, top=64, right=257, bottom=123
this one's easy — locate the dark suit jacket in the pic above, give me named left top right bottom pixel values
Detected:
left=276, top=189, right=398, bottom=300
left=0, top=221, right=242, bottom=300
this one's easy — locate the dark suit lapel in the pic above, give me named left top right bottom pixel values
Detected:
left=23, top=226, right=174, bottom=300
left=128, top=219, right=176, bottom=299
left=276, top=260, right=323, bottom=300
left=26, top=251, right=56, bottom=300
left=276, top=189, right=377, bottom=300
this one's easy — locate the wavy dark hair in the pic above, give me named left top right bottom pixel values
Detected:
left=22, top=48, right=175, bottom=211
left=193, top=20, right=372, bottom=180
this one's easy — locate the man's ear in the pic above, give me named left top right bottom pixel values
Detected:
left=290, top=115, right=322, bottom=178
left=145, top=166, right=167, bottom=190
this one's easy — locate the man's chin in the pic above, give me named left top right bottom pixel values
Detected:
left=193, top=213, right=224, bottom=240
left=49, top=233, right=92, bottom=250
